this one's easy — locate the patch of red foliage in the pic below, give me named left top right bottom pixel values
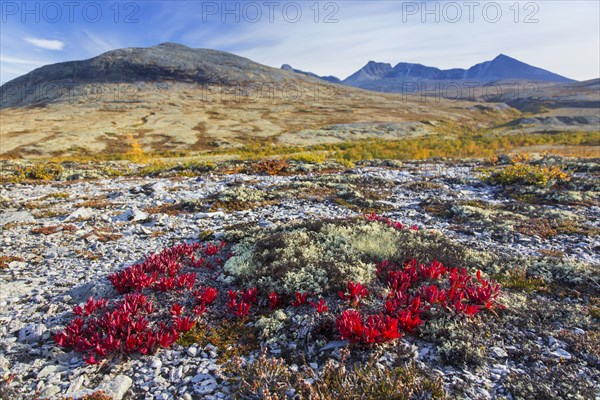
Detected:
left=291, top=291, right=309, bottom=307
left=55, top=241, right=229, bottom=364
left=338, top=281, right=369, bottom=307
left=336, top=258, right=503, bottom=345
left=56, top=215, right=504, bottom=362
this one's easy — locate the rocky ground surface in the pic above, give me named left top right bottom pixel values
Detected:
left=0, top=157, right=599, bottom=399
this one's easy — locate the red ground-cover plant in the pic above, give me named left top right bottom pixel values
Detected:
left=268, top=291, right=280, bottom=309
left=365, top=212, right=419, bottom=231
left=337, top=310, right=402, bottom=344
left=194, top=287, right=219, bottom=306
left=242, top=288, right=258, bottom=304
left=53, top=293, right=181, bottom=364
left=338, top=281, right=369, bottom=307
left=108, top=242, right=226, bottom=294
left=291, top=291, right=309, bottom=307
left=226, top=290, right=252, bottom=318
left=56, top=215, right=504, bottom=362
left=55, top=241, right=230, bottom=364
left=335, top=257, right=503, bottom=345
left=310, top=298, right=329, bottom=313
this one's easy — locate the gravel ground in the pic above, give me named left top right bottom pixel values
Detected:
left=1, top=159, right=598, bottom=399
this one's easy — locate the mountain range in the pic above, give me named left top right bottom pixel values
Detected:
left=282, top=54, right=575, bottom=92
left=1, top=44, right=577, bottom=108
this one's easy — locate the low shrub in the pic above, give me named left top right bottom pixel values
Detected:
left=487, top=163, right=570, bottom=187
left=10, top=162, right=64, bottom=181
left=250, top=159, right=289, bottom=175
left=228, top=350, right=446, bottom=399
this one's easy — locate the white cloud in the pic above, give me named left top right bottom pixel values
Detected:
left=24, top=37, right=65, bottom=51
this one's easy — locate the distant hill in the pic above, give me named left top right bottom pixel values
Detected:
left=1, top=42, right=328, bottom=108
left=282, top=54, right=575, bottom=89
left=281, top=64, right=341, bottom=83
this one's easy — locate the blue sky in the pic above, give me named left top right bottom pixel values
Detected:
left=1, top=1, right=599, bottom=84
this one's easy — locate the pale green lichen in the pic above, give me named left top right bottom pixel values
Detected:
left=223, top=218, right=501, bottom=296
left=255, top=310, right=288, bottom=342
left=524, top=257, right=599, bottom=287
left=218, top=185, right=267, bottom=203
left=223, top=220, right=388, bottom=295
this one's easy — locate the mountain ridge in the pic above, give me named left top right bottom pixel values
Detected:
left=1, top=42, right=329, bottom=108
left=283, top=54, right=576, bottom=87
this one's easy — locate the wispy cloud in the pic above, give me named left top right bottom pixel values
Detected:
left=80, top=31, right=120, bottom=56
left=0, top=55, right=52, bottom=66
left=24, top=38, right=65, bottom=50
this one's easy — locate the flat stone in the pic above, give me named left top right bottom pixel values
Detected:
left=191, top=373, right=213, bottom=383
left=490, top=347, right=508, bottom=358
left=550, top=349, right=572, bottom=360
left=66, top=375, right=86, bottom=394
left=18, top=323, right=47, bottom=343
left=320, top=340, right=349, bottom=352
left=196, top=212, right=225, bottom=219
left=114, top=208, right=148, bottom=222
left=39, top=385, right=61, bottom=398
left=194, top=378, right=217, bottom=395
left=67, top=281, right=117, bottom=304
left=0, top=211, right=34, bottom=226
left=37, top=365, right=63, bottom=379
left=65, top=207, right=94, bottom=222
left=95, top=374, right=133, bottom=400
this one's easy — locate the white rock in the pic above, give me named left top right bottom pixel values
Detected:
left=139, top=225, right=153, bottom=235
left=550, top=349, right=572, bottom=360
left=18, top=323, right=47, bottom=343
left=0, top=355, right=10, bottom=375
left=187, top=346, right=198, bottom=357
left=196, top=212, right=225, bottom=219
left=490, top=347, right=508, bottom=358
left=66, top=375, right=86, bottom=394
left=152, top=182, right=166, bottom=194
left=191, top=373, right=212, bottom=383
left=114, top=208, right=148, bottom=222
left=170, top=366, right=184, bottom=381
left=9, top=261, right=27, bottom=269
left=39, top=385, right=61, bottom=398
left=37, top=365, right=63, bottom=379
left=321, top=340, right=349, bottom=351
left=0, top=211, right=34, bottom=226
left=95, top=374, right=133, bottom=400
left=194, top=378, right=217, bottom=395
left=68, top=281, right=117, bottom=304
left=65, top=207, right=94, bottom=222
